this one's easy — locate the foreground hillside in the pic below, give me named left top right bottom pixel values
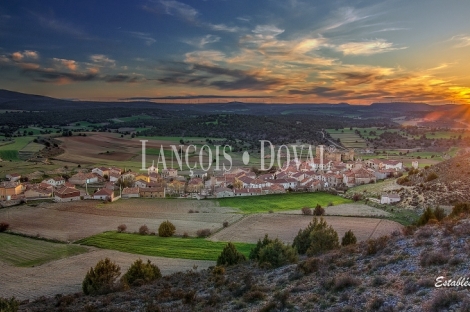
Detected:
left=399, top=153, right=470, bottom=208
left=18, top=217, right=470, bottom=311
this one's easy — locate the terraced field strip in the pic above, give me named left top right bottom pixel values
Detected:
left=77, top=232, right=255, bottom=261
left=217, top=192, right=352, bottom=214
left=0, top=233, right=88, bottom=267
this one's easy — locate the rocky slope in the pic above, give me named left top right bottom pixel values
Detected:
left=18, top=217, right=470, bottom=312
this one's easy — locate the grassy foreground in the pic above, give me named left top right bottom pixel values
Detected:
left=0, top=233, right=88, bottom=267
left=217, top=192, right=352, bottom=213
left=77, top=232, right=255, bottom=261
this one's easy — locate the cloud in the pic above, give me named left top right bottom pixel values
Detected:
left=90, top=54, right=116, bottom=67
left=120, top=94, right=274, bottom=100
left=252, top=25, right=284, bottom=39
left=184, top=50, right=225, bottom=65
left=450, top=34, right=470, bottom=48
left=184, top=34, right=220, bottom=48
left=157, top=0, right=199, bottom=22
left=11, top=50, right=39, bottom=61
left=207, top=23, right=243, bottom=33
left=52, top=58, right=78, bottom=71
left=30, top=11, right=85, bottom=37
left=126, top=31, right=156, bottom=45
left=335, top=39, right=406, bottom=55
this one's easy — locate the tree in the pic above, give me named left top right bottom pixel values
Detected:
left=217, top=242, right=246, bottom=266
left=121, top=259, right=161, bottom=286
left=341, top=230, right=357, bottom=246
left=82, top=258, right=121, bottom=295
left=258, top=239, right=298, bottom=268
left=158, top=220, right=176, bottom=237
left=250, top=234, right=273, bottom=260
left=417, top=207, right=436, bottom=226
left=233, top=178, right=243, bottom=189
left=292, top=217, right=339, bottom=255
left=313, top=204, right=325, bottom=216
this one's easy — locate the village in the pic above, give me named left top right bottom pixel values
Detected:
left=0, top=145, right=411, bottom=206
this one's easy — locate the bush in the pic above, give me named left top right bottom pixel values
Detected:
left=420, top=250, right=448, bottom=266
left=217, top=242, right=246, bottom=266
left=450, top=202, right=470, bottom=217
left=301, top=207, right=312, bottom=215
left=365, top=236, right=389, bottom=255
left=313, top=204, right=325, bottom=216
left=352, top=193, right=362, bottom=202
left=428, top=291, right=461, bottom=312
left=341, top=230, right=357, bottom=246
left=223, top=221, right=229, bottom=228
left=293, top=218, right=339, bottom=256
left=0, top=297, right=19, bottom=312
left=212, top=266, right=225, bottom=275
left=426, top=172, right=438, bottom=182
left=121, top=259, right=161, bottom=286
left=139, top=225, right=149, bottom=235
left=196, top=228, right=211, bottom=237
left=258, top=239, right=298, bottom=268
left=182, top=232, right=189, bottom=238
left=433, top=207, right=446, bottom=221
left=297, top=257, right=320, bottom=274
left=249, top=234, right=273, bottom=260
left=117, top=224, right=127, bottom=233
left=158, top=220, right=176, bottom=237
left=332, top=274, right=360, bottom=291
left=0, top=222, right=9, bottom=232
left=417, top=207, right=436, bottom=226
left=82, top=258, right=121, bottom=295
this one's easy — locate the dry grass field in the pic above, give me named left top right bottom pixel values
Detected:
left=209, top=214, right=401, bottom=244
left=0, top=199, right=242, bottom=241
left=0, top=247, right=213, bottom=301
left=276, top=203, right=391, bottom=217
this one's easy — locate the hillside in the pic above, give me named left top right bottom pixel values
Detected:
left=399, top=153, right=470, bottom=208
left=18, top=217, right=470, bottom=311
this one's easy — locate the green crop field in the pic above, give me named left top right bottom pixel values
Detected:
left=77, top=232, right=255, bottom=261
left=217, top=192, right=352, bottom=213
left=0, top=150, right=19, bottom=160
left=0, top=233, right=88, bottom=267
left=0, top=137, right=34, bottom=152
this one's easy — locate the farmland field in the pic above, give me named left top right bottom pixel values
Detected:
left=217, top=192, right=352, bottom=213
left=78, top=232, right=255, bottom=261
left=0, top=233, right=88, bottom=267
left=326, top=128, right=368, bottom=149
left=0, top=248, right=213, bottom=300
left=0, top=199, right=242, bottom=241
left=209, top=214, right=402, bottom=244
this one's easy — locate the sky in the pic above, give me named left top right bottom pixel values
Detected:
left=1, top=0, right=470, bottom=104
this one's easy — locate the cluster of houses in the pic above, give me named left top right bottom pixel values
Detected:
left=1, top=154, right=407, bottom=203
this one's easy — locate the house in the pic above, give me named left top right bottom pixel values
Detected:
left=234, top=188, right=263, bottom=196
left=149, top=172, right=162, bottom=182
left=134, top=173, right=150, bottom=183
left=191, top=169, right=207, bottom=178
left=42, top=177, right=65, bottom=187
left=134, top=179, right=152, bottom=188
left=214, top=187, right=235, bottom=198
left=92, top=167, right=110, bottom=178
left=104, top=181, right=116, bottom=190
left=380, top=193, right=401, bottom=204
left=166, top=180, right=186, bottom=195
left=122, top=187, right=140, bottom=198
left=93, top=188, right=114, bottom=201
left=383, top=160, right=403, bottom=170
left=187, top=178, right=204, bottom=193
left=412, top=161, right=419, bottom=169
left=24, top=183, right=53, bottom=199
left=69, top=172, right=99, bottom=185
left=262, top=184, right=285, bottom=194
left=271, top=178, right=297, bottom=190
left=0, top=181, right=23, bottom=201
left=54, top=186, right=81, bottom=202
left=147, top=160, right=158, bottom=174
left=109, top=172, right=121, bottom=183
left=6, top=173, right=21, bottom=182
left=140, top=187, right=165, bottom=198
left=162, top=168, right=178, bottom=178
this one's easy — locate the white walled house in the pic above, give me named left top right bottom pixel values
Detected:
left=380, top=193, right=401, bottom=204
left=42, top=177, right=65, bottom=187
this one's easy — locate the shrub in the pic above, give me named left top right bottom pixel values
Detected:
left=188, top=209, right=194, bottom=213
left=0, top=297, right=19, bottom=312
left=139, top=225, right=149, bottom=235
left=433, top=207, right=446, bottom=221
left=258, top=239, right=298, bottom=268
left=420, top=250, right=448, bottom=267
left=212, top=266, right=225, bottom=275
left=341, top=230, right=357, bottom=246
left=426, top=172, right=438, bottom=182
left=250, top=234, right=273, bottom=260
left=223, top=221, right=229, bottom=228
left=352, top=193, right=362, bottom=202
left=82, top=258, right=121, bottom=295
left=313, top=204, right=325, bottom=216
left=158, top=220, right=176, bottom=237
left=292, top=217, right=339, bottom=255
left=117, top=224, right=127, bottom=233
left=450, top=202, right=470, bottom=217
left=301, top=207, right=312, bottom=215
left=297, top=257, right=320, bottom=274
left=428, top=291, right=461, bottom=312
left=0, top=222, right=9, bottom=232
left=182, top=232, right=189, bottom=238
left=121, top=259, right=161, bottom=287
left=333, top=274, right=360, bottom=291
left=196, top=228, right=211, bottom=237
left=365, top=236, right=389, bottom=255
left=417, top=207, right=436, bottom=226
left=217, top=242, right=246, bottom=266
